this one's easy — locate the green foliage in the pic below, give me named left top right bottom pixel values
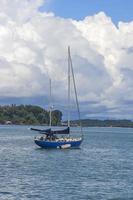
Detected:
left=70, top=119, right=133, bottom=128
left=51, top=110, right=62, bottom=126
left=0, top=105, right=62, bottom=125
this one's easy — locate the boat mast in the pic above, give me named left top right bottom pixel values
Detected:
left=49, top=78, right=52, bottom=128
left=68, top=46, right=71, bottom=128
left=68, top=47, right=83, bottom=137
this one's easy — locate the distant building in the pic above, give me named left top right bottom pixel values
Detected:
left=5, top=121, right=12, bottom=125
left=61, top=122, right=68, bottom=126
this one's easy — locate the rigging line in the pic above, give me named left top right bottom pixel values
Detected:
left=49, top=78, right=52, bottom=128
left=68, top=46, right=71, bottom=128
left=68, top=47, right=83, bottom=136
left=45, top=64, right=55, bottom=127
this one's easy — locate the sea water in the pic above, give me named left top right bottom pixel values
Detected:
left=0, top=125, right=133, bottom=200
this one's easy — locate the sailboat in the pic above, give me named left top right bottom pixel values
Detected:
left=31, top=47, right=83, bottom=149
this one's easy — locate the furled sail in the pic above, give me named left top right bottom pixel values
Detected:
left=30, top=128, right=51, bottom=134
left=51, top=127, right=69, bottom=134
left=30, top=127, right=69, bottom=135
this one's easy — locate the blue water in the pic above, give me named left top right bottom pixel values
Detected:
left=0, top=126, right=133, bottom=200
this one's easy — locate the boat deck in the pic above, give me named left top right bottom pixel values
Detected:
left=35, top=136, right=82, bottom=142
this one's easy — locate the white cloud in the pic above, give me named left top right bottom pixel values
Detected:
left=0, top=0, right=43, bottom=23
left=0, top=1, right=133, bottom=118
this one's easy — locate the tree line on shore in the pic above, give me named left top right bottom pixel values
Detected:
left=70, top=119, right=133, bottom=128
left=0, top=104, right=62, bottom=125
left=0, top=104, right=132, bottom=127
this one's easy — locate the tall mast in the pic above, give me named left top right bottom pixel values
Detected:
left=68, top=46, right=71, bottom=128
left=69, top=47, right=83, bottom=136
left=49, top=78, right=52, bottom=128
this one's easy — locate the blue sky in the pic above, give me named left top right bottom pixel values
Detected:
left=41, top=0, right=133, bottom=23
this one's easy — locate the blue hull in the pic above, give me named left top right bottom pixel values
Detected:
left=34, top=139, right=82, bottom=149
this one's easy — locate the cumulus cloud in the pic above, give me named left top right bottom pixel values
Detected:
left=0, top=0, right=133, bottom=118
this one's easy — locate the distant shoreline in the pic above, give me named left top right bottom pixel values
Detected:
left=0, top=104, right=132, bottom=128
left=67, top=119, right=133, bottom=128
left=0, top=104, right=62, bottom=126
left=0, top=123, right=133, bottom=128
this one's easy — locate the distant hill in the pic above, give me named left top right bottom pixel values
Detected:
left=0, top=104, right=62, bottom=125
left=69, top=119, right=133, bottom=128
left=1, top=104, right=132, bottom=128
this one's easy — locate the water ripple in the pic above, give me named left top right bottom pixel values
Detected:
left=0, top=126, right=133, bottom=199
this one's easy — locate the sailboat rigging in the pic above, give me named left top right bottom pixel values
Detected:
left=31, top=47, right=83, bottom=149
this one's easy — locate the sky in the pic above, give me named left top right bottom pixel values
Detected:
left=0, top=0, right=133, bottom=120
left=42, top=0, right=133, bottom=24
